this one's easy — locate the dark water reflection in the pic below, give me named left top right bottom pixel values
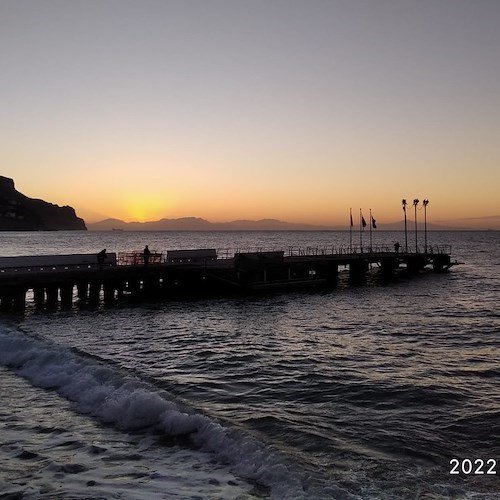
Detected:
left=10, top=231, right=500, bottom=497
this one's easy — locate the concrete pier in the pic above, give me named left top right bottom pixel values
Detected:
left=0, top=246, right=455, bottom=312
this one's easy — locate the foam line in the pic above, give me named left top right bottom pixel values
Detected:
left=0, top=325, right=351, bottom=498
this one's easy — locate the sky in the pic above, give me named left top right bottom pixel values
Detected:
left=1, top=0, right=499, bottom=227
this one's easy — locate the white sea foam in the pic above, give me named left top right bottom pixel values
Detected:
left=0, top=364, right=257, bottom=499
left=0, top=324, right=349, bottom=499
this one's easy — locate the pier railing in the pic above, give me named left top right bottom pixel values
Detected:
left=113, top=245, right=451, bottom=266
left=117, top=251, right=163, bottom=266
left=0, top=245, right=455, bottom=312
left=213, top=244, right=451, bottom=260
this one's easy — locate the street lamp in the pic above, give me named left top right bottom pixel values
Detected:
left=413, top=199, right=419, bottom=252
left=402, top=199, right=408, bottom=252
left=423, top=199, right=429, bottom=253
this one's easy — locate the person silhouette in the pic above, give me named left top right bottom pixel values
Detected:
left=394, top=242, right=400, bottom=253
left=143, top=245, right=151, bottom=268
left=97, top=249, right=107, bottom=269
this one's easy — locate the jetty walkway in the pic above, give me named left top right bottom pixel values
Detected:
left=0, top=245, right=454, bottom=312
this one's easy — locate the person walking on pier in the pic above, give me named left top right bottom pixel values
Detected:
left=394, top=242, right=400, bottom=253
left=143, top=245, right=151, bottom=268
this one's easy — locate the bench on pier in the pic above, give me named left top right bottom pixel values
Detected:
left=166, top=249, right=217, bottom=263
left=0, top=253, right=117, bottom=272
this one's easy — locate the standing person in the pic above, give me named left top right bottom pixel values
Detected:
left=97, top=249, right=107, bottom=270
left=143, top=245, right=151, bottom=268
left=394, top=242, right=400, bottom=253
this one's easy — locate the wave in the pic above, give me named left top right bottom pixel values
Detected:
left=0, top=323, right=351, bottom=499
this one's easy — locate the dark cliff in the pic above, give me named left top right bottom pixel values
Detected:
left=0, top=176, right=86, bottom=231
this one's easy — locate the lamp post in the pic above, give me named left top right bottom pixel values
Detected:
left=413, top=198, right=419, bottom=253
left=423, top=199, right=429, bottom=253
left=402, top=199, right=408, bottom=252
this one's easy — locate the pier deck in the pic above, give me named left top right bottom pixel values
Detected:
left=0, top=246, right=455, bottom=312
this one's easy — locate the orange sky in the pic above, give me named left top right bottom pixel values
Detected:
left=2, top=1, right=500, bottom=228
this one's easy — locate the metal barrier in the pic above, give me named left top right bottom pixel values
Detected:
left=0, top=253, right=117, bottom=273
left=116, top=244, right=452, bottom=265
left=117, top=251, right=163, bottom=266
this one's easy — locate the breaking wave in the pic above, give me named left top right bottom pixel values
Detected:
left=0, top=323, right=349, bottom=499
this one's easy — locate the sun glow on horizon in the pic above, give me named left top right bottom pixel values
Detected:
left=119, top=193, right=175, bottom=223
left=2, top=1, right=500, bottom=229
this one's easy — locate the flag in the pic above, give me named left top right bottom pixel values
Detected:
left=361, top=215, right=367, bottom=228
left=350, top=211, right=353, bottom=227
left=371, top=215, right=377, bottom=229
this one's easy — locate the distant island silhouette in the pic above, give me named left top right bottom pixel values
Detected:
left=87, top=217, right=328, bottom=231
left=87, top=216, right=474, bottom=231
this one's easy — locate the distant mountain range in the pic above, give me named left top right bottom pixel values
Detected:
left=87, top=216, right=496, bottom=231
left=3, top=175, right=498, bottom=232
left=87, top=217, right=327, bottom=231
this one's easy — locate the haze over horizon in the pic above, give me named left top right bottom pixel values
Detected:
left=2, top=1, right=499, bottom=228
left=87, top=213, right=500, bottom=231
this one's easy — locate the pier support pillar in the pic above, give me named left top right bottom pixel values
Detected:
left=77, top=282, right=89, bottom=301
left=33, top=287, right=45, bottom=308
left=406, top=257, right=425, bottom=275
left=432, top=255, right=451, bottom=273
left=0, top=294, right=14, bottom=311
left=115, top=281, right=125, bottom=299
left=60, top=284, right=73, bottom=309
left=103, top=282, right=115, bottom=304
left=326, top=262, right=339, bottom=286
left=89, top=282, right=101, bottom=304
left=46, top=285, right=59, bottom=308
left=380, top=258, right=397, bottom=278
left=142, top=277, right=152, bottom=297
left=349, top=260, right=368, bottom=282
left=128, top=278, right=141, bottom=298
left=12, top=288, right=27, bottom=311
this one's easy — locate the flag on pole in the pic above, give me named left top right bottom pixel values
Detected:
left=361, top=215, right=367, bottom=228
left=350, top=210, right=353, bottom=227
left=371, top=215, right=377, bottom=229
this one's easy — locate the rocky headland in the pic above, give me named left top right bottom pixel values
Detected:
left=0, top=176, right=86, bottom=231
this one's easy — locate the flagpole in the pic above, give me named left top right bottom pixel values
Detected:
left=359, top=208, right=363, bottom=250
left=349, top=208, right=353, bottom=252
left=402, top=199, right=408, bottom=253
left=423, top=199, right=429, bottom=253
left=369, top=208, right=373, bottom=250
left=413, top=198, right=419, bottom=253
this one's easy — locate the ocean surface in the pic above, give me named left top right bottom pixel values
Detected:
left=0, top=230, right=499, bottom=499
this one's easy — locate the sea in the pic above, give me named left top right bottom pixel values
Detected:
left=0, top=230, right=499, bottom=499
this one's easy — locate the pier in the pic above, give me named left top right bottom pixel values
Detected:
left=0, top=245, right=455, bottom=312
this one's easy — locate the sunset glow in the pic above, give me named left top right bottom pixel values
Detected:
left=117, top=193, right=174, bottom=223
left=2, top=1, right=499, bottom=229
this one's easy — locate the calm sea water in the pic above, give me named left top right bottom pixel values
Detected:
left=1, top=230, right=499, bottom=499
